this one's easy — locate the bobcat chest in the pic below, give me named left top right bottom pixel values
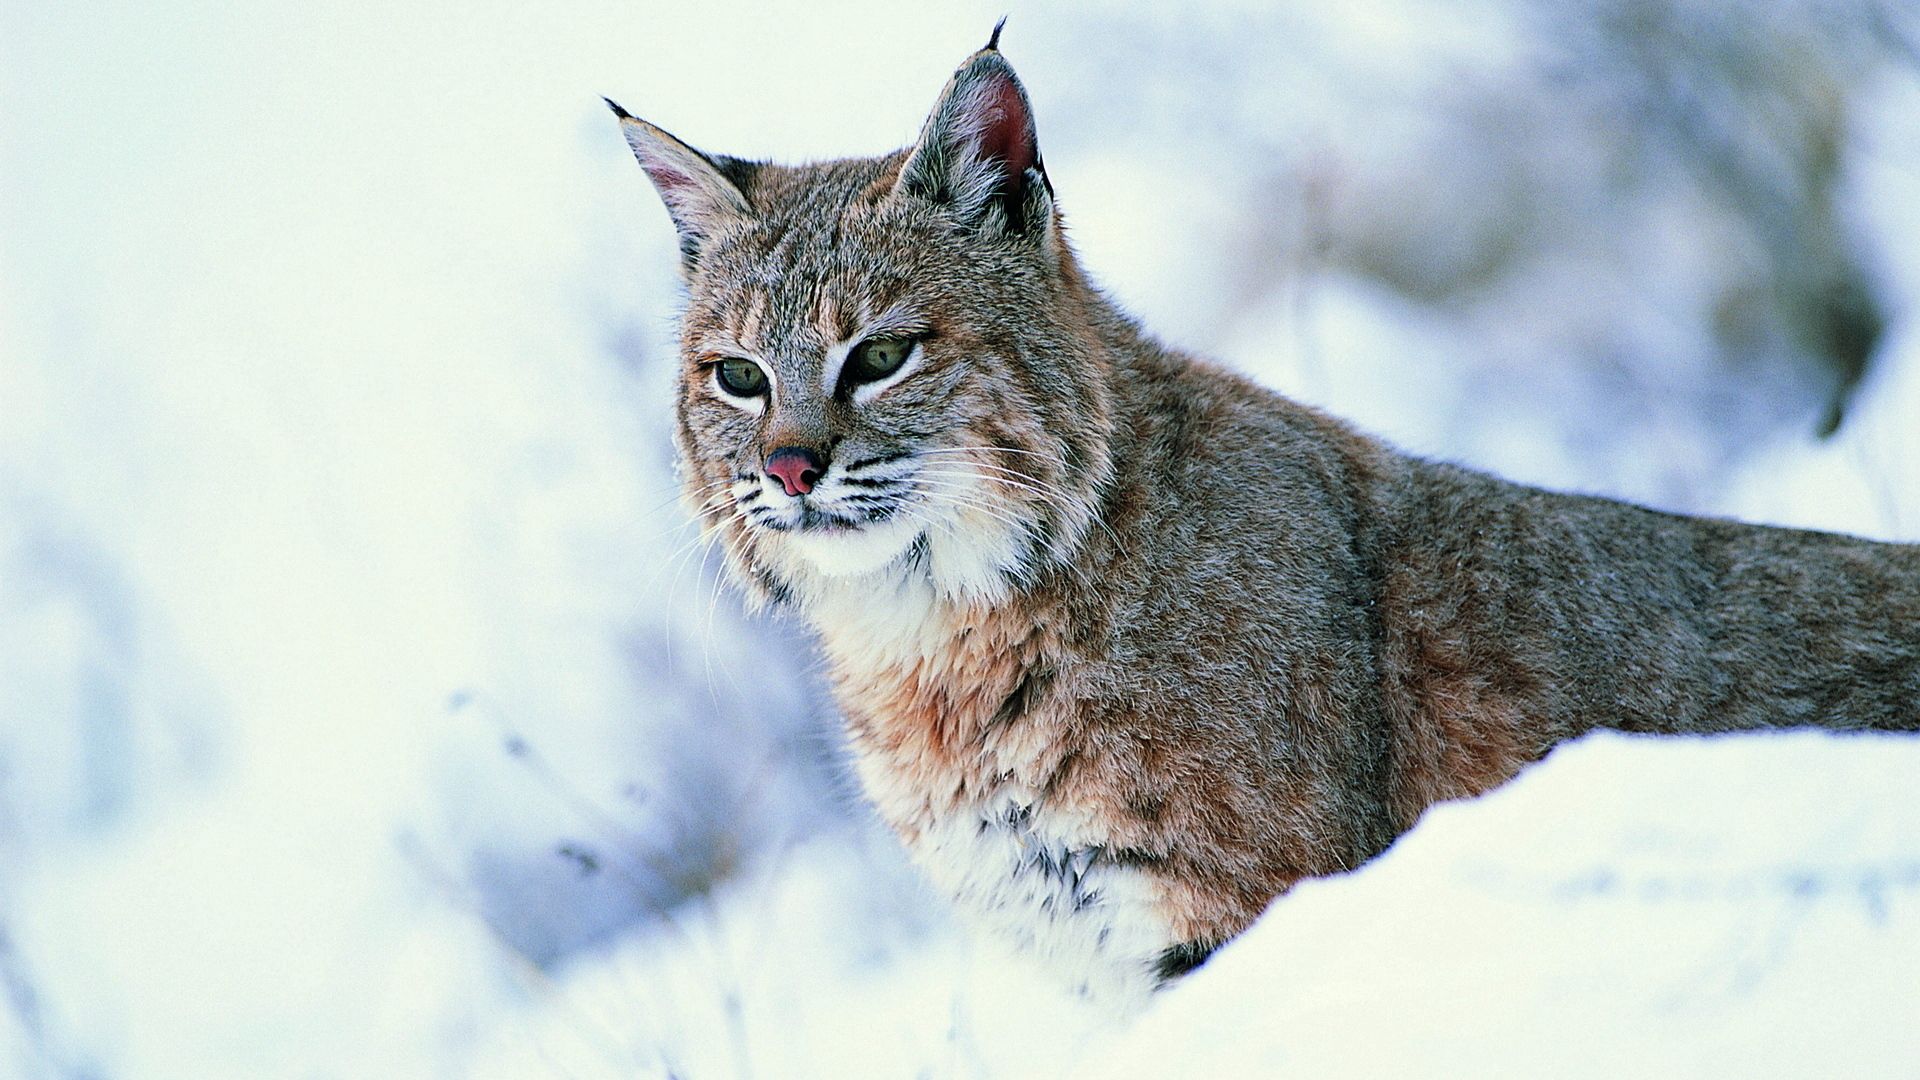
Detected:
left=878, top=779, right=1176, bottom=1005
left=815, top=583, right=1177, bottom=1004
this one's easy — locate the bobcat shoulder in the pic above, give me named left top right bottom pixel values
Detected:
left=610, top=36, right=1920, bottom=1006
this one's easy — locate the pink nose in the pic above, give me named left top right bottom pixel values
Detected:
left=766, top=447, right=825, bottom=497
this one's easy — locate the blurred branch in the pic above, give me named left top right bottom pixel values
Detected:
left=0, top=921, right=96, bottom=1080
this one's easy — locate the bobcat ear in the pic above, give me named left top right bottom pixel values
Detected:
left=893, top=38, right=1054, bottom=237
left=606, top=98, right=755, bottom=270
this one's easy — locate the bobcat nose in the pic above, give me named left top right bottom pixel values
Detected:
left=765, top=446, right=826, bottom=497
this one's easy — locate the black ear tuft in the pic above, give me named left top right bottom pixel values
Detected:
left=894, top=48, right=1053, bottom=238
left=987, top=16, right=1007, bottom=51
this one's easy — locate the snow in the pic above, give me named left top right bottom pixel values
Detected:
left=3, top=2, right=1917, bottom=1078
left=460, top=831, right=1117, bottom=1080
left=1087, top=733, right=1920, bottom=1079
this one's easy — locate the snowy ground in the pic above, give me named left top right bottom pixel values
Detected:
left=1094, top=733, right=1920, bottom=1080
left=465, top=733, right=1920, bottom=1080
left=3, top=3, right=1917, bottom=1078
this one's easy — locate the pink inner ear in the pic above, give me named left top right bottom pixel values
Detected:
left=642, top=159, right=698, bottom=198
left=976, top=76, right=1036, bottom=177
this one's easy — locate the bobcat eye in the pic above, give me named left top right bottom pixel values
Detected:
left=714, top=358, right=768, bottom=397
left=841, top=336, right=917, bottom=389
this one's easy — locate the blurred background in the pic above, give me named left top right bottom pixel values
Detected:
left=3, top=1, right=1918, bottom=1076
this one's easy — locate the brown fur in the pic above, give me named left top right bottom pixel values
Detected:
left=611, top=40, right=1920, bottom=999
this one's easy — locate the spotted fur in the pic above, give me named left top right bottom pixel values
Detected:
left=611, top=37, right=1920, bottom=1007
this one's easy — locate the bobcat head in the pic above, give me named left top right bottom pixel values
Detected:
left=611, top=38, right=1115, bottom=610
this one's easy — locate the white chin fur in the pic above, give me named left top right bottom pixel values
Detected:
left=781, top=513, right=925, bottom=577
left=771, top=475, right=1029, bottom=604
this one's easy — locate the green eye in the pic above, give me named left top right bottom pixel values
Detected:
left=842, top=336, right=917, bottom=387
left=715, top=359, right=768, bottom=397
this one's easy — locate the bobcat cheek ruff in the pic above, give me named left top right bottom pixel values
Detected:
left=611, top=32, right=1920, bottom=1008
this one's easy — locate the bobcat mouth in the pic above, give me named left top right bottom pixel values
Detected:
left=760, top=489, right=931, bottom=578
left=734, top=460, right=927, bottom=565
left=789, top=504, right=867, bottom=533
left=746, top=494, right=909, bottom=534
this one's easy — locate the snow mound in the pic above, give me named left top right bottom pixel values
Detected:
left=1089, top=731, right=1920, bottom=1079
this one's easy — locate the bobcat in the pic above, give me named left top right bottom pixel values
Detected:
left=609, top=32, right=1920, bottom=1006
